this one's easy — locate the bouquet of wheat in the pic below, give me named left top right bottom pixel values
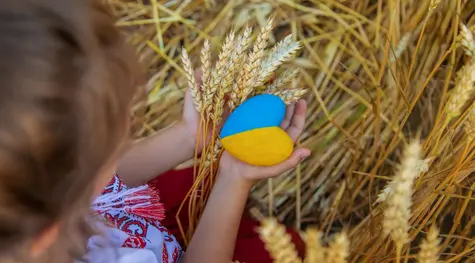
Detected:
left=178, top=17, right=306, bottom=242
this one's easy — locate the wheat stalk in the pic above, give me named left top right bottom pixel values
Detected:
left=258, top=35, right=301, bottom=86
left=327, top=232, right=349, bottom=263
left=181, top=49, right=202, bottom=111
left=460, top=23, right=475, bottom=57
left=417, top=225, right=440, bottom=263
left=237, top=17, right=274, bottom=104
left=446, top=60, right=475, bottom=118
left=304, top=228, right=325, bottom=263
left=258, top=218, right=302, bottom=263
left=383, top=141, right=422, bottom=258
left=271, top=89, right=307, bottom=104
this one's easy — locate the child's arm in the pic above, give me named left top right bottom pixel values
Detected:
left=118, top=91, right=203, bottom=187
left=117, top=121, right=194, bottom=187
left=182, top=100, right=310, bottom=263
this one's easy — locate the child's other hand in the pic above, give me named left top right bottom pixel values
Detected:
left=182, top=88, right=204, bottom=151
left=219, top=99, right=310, bottom=185
left=182, top=71, right=213, bottom=152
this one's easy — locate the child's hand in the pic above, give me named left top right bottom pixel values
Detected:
left=182, top=89, right=206, bottom=151
left=218, top=99, right=310, bottom=184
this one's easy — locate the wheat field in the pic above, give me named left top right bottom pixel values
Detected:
left=108, top=0, right=474, bottom=262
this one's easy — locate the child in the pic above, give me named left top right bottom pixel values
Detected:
left=0, top=1, right=310, bottom=263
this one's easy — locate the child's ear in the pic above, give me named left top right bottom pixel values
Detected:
left=30, top=224, right=60, bottom=258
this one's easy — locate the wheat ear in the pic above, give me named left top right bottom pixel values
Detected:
left=258, top=35, right=301, bottom=86
left=327, top=232, right=350, bottom=263
left=417, top=225, right=440, bottom=263
left=446, top=60, right=475, bottom=118
left=213, top=27, right=254, bottom=120
left=258, top=218, right=302, bottom=263
left=464, top=102, right=475, bottom=140
left=460, top=23, right=475, bottom=57
left=265, top=68, right=300, bottom=93
left=271, top=89, right=307, bottom=104
left=204, top=31, right=236, bottom=118
left=304, top=228, right=325, bottom=263
left=200, top=39, right=212, bottom=105
left=237, top=17, right=274, bottom=104
left=383, top=141, right=421, bottom=256
left=181, top=49, right=202, bottom=111
left=204, top=139, right=222, bottom=167
left=229, top=27, right=253, bottom=109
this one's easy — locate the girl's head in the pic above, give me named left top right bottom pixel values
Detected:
left=0, top=0, right=141, bottom=260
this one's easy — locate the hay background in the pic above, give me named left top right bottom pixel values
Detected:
left=109, top=0, right=474, bottom=261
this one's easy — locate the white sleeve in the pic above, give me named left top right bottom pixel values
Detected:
left=81, top=247, right=160, bottom=263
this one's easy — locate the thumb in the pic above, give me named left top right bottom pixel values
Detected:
left=263, top=148, right=311, bottom=177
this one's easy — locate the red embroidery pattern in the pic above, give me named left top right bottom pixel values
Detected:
left=123, top=236, right=146, bottom=249
left=98, top=174, right=183, bottom=263
left=162, top=243, right=169, bottom=263
left=172, top=247, right=180, bottom=262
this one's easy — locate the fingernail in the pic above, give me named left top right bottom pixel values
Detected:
left=300, top=154, right=310, bottom=161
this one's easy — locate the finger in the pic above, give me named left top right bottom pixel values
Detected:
left=258, top=148, right=311, bottom=178
left=280, top=103, right=296, bottom=130
left=286, top=99, right=307, bottom=142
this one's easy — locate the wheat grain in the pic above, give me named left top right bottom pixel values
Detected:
left=383, top=141, right=422, bottom=249
left=181, top=49, right=202, bottom=111
left=304, top=228, right=325, bottom=263
left=258, top=35, right=301, bottom=86
left=238, top=17, right=274, bottom=104
left=258, top=218, right=302, bottom=263
left=464, top=102, right=475, bottom=140
left=266, top=68, right=300, bottom=93
left=327, top=232, right=349, bottom=263
left=460, top=23, right=475, bottom=57
left=271, top=89, right=307, bottom=104
left=446, top=60, right=475, bottom=118
left=417, top=225, right=440, bottom=263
